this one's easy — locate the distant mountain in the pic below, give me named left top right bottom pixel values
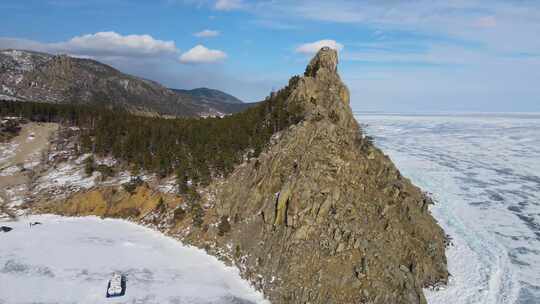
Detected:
left=171, top=88, right=258, bottom=116
left=0, top=49, right=254, bottom=117
left=176, top=87, right=243, bottom=104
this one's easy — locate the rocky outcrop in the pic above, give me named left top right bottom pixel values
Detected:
left=34, top=48, right=448, bottom=303
left=37, top=184, right=181, bottom=223
left=177, top=48, right=448, bottom=303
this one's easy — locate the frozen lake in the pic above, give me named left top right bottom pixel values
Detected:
left=0, top=215, right=267, bottom=304
left=3, top=113, right=539, bottom=304
left=357, top=113, right=540, bottom=304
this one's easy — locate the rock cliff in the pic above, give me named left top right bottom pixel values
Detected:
left=35, top=47, right=448, bottom=303
left=175, top=47, right=448, bottom=303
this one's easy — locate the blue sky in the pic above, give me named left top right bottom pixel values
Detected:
left=1, top=0, right=539, bottom=112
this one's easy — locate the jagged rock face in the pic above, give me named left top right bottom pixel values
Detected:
left=0, top=49, right=248, bottom=117
left=37, top=185, right=181, bottom=225
left=184, top=48, right=448, bottom=303
left=30, top=48, right=448, bottom=303
left=304, top=46, right=339, bottom=77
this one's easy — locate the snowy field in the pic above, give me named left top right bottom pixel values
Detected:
left=357, top=113, right=540, bottom=304
left=0, top=215, right=268, bottom=304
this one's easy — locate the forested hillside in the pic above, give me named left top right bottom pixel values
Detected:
left=0, top=77, right=302, bottom=188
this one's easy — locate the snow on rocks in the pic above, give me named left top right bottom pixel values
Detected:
left=156, top=177, right=178, bottom=194
left=95, top=156, right=117, bottom=167
left=4, top=184, right=28, bottom=207
left=35, top=162, right=100, bottom=195
left=1, top=50, right=38, bottom=72
left=0, top=141, right=19, bottom=164
left=1, top=85, right=14, bottom=95
left=100, top=170, right=132, bottom=186
left=0, top=165, right=20, bottom=177
left=0, top=94, right=19, bottom=101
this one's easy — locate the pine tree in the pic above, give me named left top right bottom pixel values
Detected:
left=84, top=156, right=95, bottom=176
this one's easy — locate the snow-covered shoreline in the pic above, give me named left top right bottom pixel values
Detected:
left=0, top=122, right=270, bottom=303
left=0, top=214, right=269, bottom=304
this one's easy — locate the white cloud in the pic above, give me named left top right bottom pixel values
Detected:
left=295, top=40, right=344, bottom=55
left=215, top=0, right=243, bottom=11
left=179, top=45, right=227, bottom=63
left=237, top=1, right=540, bottom=55
left=194, top=29, right=220, bottom=38
left=0, top=37, right=48, bottom=52
left=0, top=32, right=178, bottom=58
left=56, top=32, right=177, bottom=56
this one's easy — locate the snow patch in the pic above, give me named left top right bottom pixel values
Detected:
left=1, top=85, right=14, bottom=95
left=0, top=94, right=19, bottom=101
left=119, top=79, right=130, bottom=90
left=2, top=50, right=37, bottom=71
left=0, top=165, right=20, bottom=176
left=35, top=162, right=99, bottom=195
left=0, top=142, right=19, bottom=164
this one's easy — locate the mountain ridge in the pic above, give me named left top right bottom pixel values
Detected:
left=0, top=49, right=251, bottom=117
left=174, top=87, right=244, bottom=104
left=171, top=88, right=259, bottom=116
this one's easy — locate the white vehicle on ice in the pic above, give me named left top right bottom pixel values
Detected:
left=106, top=273, right=126, bottom=298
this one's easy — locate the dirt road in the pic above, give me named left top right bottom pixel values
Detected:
left=0, top=123, right=58, bottom=220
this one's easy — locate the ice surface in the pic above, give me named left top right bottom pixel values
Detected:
left=0, top=215, right=269, bottom=304
left=357, top=113, right=540, bottom=304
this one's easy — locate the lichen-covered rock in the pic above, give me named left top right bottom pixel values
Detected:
left=181, top=48, right=449, bottom=303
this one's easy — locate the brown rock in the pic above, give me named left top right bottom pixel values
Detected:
left=39, top=47, right=448, bottom=304
left=181, top=48, right=449, bottom=303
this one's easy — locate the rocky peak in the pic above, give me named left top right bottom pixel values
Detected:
left=176, top=47, right=449, bottom=303
left=304, top=47, right=339, bottom=78
left=287, top=47, right=353, bottom=132
left=33, top=47, right=448, bottom=304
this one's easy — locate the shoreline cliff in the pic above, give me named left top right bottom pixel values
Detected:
left=37, top=47, right=448, bottom=304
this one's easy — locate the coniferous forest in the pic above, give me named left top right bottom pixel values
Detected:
left=0, top=79, right=303, bottom=188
